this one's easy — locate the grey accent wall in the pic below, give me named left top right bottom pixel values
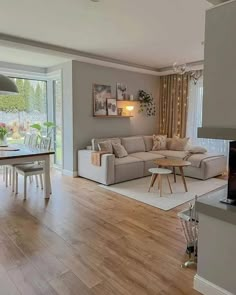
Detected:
left=72, top=60, right=159, bottom=151
left=199, top=1, right=236, bottom=139
left=48, top=60, right=159, bottom=173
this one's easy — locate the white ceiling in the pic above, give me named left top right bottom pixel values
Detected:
left=0, top=0, right=212, bottom=69
left=0, top=45, right=69, bottom=68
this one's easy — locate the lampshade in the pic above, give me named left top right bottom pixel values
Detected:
left=0, top=74, right=18, bottom=95
left=126, top=106, right=134, bottom=111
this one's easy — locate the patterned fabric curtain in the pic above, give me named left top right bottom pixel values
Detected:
left=159, top=74, right=189, bottom=137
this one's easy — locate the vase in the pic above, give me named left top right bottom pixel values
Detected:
left=0, top=135, right=7, bottom=147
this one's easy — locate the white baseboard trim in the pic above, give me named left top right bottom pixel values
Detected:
left=194, top=275, right=234, bottom=295
left=62, top=169, right=78, bottom=177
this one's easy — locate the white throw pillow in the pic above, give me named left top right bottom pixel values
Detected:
left=188, top=146, right=207, bottom=154
left=98, top=140, right=113, bottom=154
left=112, top=143, right=128, bottom=158
left=152, top=135, right=167, bottom=151
left=169, top=135, right=189, bottom=151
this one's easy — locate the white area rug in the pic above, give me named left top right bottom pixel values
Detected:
left=99, top=176, right=227, bottom=211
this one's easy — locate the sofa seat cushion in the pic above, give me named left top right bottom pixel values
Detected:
left=130, top=152, right=165, bottom=177
left=149, top=150, right=188, bottom=159
left=115, top=155, right=143, bottom=166
left=121, top=136, right=146, bottom=154
left=130, top=152, right=165, bottom=161
left=114, top=155, right=144, bottom=183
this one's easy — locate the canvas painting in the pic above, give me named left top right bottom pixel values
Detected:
left=93, top=84, right=111, bottom=116
left=107, top=98, right=117, bottom=116
left=117, top=83, right=127, bottom=100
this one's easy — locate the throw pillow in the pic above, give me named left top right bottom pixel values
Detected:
left=98, top=140, right=113, bottom=154
left=169, top=135, right=189, bottom=151
left=152, top=135, right=167, bottom=151
left=112, top=143, right=128, bottom=158
left=188, top=146, right=207, bottom=154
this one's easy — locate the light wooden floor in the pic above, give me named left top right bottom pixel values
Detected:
left=0, top=171, right=200, bottom=295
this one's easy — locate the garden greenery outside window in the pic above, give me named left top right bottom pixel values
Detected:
left=0, top=77, right=47, bottom=143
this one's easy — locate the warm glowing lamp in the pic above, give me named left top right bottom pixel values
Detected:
left=126, top=105, right=134, bottom=116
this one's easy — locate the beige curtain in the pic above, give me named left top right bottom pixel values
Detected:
left=158, top=74, right=189, bottom=137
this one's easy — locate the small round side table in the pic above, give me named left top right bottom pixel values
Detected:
left=148, top=168, right=172, bottom=197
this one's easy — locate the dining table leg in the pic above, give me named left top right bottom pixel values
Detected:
left=44, top=155, right=51, bottom=199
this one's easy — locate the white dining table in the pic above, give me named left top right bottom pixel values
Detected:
left=0, top=145, right=55, bottom=199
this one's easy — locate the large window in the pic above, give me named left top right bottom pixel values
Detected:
left=186, top=76, right=229, bottom=155
left=0, top=77, right=47, bottom=143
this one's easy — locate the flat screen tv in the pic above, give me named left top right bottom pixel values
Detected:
left=221, top=141, right=236, bottom=205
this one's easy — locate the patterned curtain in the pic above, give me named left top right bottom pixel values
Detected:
left=159, top=74, right=189, bottom=137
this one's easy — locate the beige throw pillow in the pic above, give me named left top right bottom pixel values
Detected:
left=112, top=143, right=128, bottom=158
left=169, top=136, right=189, bottom=151
left=152, top=135, right=167, bottom=151
left=98, top=141, right=113, bottom=154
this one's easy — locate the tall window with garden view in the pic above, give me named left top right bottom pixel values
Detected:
left=0, top=77, right=47, bottom=144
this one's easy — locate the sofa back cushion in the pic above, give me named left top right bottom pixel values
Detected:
left=92, top=137, right=121, bottom=151
left=121, top=136, right=146, bottom=154
left=143, top=136, right=153, bottom=152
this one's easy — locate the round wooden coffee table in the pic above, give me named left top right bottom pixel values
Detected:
left=154, top=159, right=191, bottom=192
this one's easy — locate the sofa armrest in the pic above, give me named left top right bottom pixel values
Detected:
left=78, top=150, right=115, bottom=185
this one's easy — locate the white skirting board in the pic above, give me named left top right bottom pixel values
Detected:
left=62, top=169, right=78, bottom=177
left=194, top=275, right=234, bottom=295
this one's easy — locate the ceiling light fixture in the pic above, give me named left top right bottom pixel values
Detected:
left=0, top=74, right=18, bottom=95
left=173, top=63, right=202, bottom=84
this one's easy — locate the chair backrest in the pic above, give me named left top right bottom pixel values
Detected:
left=29, top=134, right=39, bottom=148
left=24, top=133, right=31, bottom=146
left=39, top=136, right=51, bottom=150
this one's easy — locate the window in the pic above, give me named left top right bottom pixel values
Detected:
left=53, top=79, right=63, bottom=166
left=186, top=76, right=229, bottom=155
left=0, top=77, right=47, bottom=143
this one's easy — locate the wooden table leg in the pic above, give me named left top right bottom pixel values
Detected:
left=173, top=166, right=176, bottom=183
left=179, top=167, right=188, bottom=192
left=167, top=175, right=173, bottom=194
left=159, top=175, right=162, bottom=197
left=148, top=173, right=157, bottom=192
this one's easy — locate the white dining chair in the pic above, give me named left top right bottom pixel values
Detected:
left=14, top=136, right=52, bottom=199
left=5, top=133, right=39, bottom=191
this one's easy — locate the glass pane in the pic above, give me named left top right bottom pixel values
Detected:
left=0, top=77, right=47, bottom=144
left=53, top=80, right=63, bottom=166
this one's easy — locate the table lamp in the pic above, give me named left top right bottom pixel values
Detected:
left=126, top=105, right=134, bottom=116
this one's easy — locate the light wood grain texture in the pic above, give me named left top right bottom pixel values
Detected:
left=0, top=170, right=200, bottom=295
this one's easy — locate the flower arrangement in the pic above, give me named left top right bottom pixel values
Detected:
left=138, top=90, right=156, bottom=116
left=0, top=123, right=8, bottom=145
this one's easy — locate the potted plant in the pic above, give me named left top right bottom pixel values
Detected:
left=138, top=90, right=156, bottom=116
left=30, top=121, right=56, bottom=138
left=0, top=123, right=8, bottom=146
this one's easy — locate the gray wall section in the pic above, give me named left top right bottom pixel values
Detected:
left=48, top=60, right=159, bottom=173
left=202, top=1, right=236, bottom=129
left=72, top=60, right=159, bottom=151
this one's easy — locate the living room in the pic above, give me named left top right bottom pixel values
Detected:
left=0, top=0, right=235, bottom=294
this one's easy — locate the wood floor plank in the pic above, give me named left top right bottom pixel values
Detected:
left=0, top=171, right=200, bottom=295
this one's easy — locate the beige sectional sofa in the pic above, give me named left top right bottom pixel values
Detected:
left=78, top=136, right=227, bottom=185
